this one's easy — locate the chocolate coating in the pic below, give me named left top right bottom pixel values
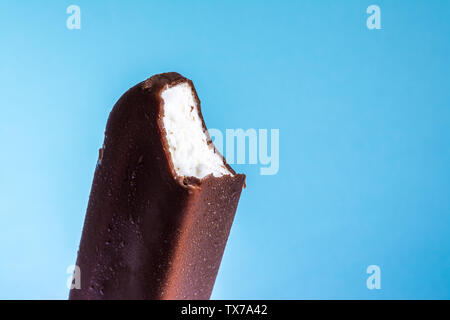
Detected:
left=69, top=72, right=245, bottom=300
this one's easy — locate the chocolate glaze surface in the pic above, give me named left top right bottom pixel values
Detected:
left=69, top=73, right=245, bottom=300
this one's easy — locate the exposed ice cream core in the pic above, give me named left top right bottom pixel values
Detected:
left=161, top=82, right=231, bottom=179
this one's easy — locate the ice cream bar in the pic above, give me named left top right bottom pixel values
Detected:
left=69, top=72, right=245, bottom=300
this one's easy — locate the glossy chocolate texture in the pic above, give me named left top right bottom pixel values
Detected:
left=69, top=73, right=245, bottom=300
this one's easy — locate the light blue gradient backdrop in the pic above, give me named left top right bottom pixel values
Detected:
left=0, top=0, right=449, bottom=299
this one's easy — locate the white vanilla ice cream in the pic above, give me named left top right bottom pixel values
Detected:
left=161, top=82, right=231, bottom=179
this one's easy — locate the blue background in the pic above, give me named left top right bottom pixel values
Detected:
left=0, top=0, right=449, bottom=299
